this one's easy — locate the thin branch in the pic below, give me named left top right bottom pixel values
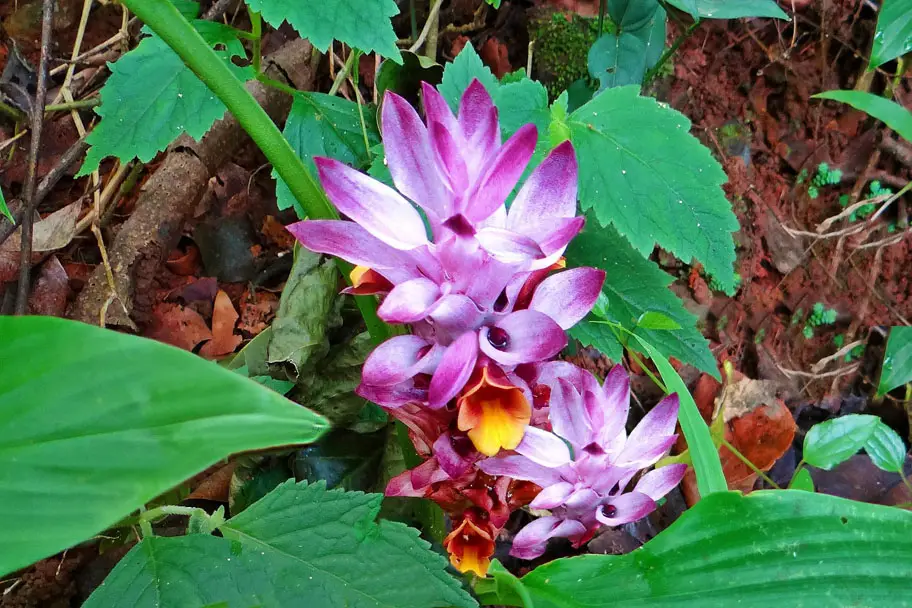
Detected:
left=15, top=0, right=55, bottom=315
left=409, top=0, right=444, bottom=54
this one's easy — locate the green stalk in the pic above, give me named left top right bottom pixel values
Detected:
left=120, top=0, right=389, bottom=343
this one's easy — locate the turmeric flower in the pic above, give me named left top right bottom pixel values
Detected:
left=480, top=365, right=686, bottom=559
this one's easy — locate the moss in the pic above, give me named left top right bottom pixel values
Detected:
left=529, top=12, right=615, bottom=99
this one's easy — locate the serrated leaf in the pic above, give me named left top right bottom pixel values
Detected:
left=789, top=467, right=815, bottom=492
left=0, top=186, right=12, bottom=223
left=566, top=221, right=718, bottom=377
left=276, top=92, right=380, bottom=212
left=865, top=421, right=908, bottom=474
left=815, top=90, right=912, bottom=145
left=477, top=490, right=912, bottom=607
left=589, top=32, right=648, bottom=90
left=567, top=86, right=738, bottom=291
left=665, top=0, right=788, bottom=19
left=493, top=77, right=553, bottom=164
left=245, top=0, right=402, bottom=62
left=438, top=44, right=500, bottom=112
left=89, top=482, right=476, bottom=607
left=80, top=22, right=253, bottom=176
left=870, top=0, right=912, bottom=68
left=0, top=317, right=328, bottom=577
left=803, top=414, right=880, bottom=470
left=878, top=326, right=912, bottom=397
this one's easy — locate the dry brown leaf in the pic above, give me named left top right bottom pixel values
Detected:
left=0, top=201, right=81, bottom=281
left=201, top=289, right=242, bottom=358
left=28, top=255, right=69, bottom=317
left=145, top=302, right=212, bottom=351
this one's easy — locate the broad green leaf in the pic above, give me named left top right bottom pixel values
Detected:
left=878, top=326, right=912, bottom=397
left=629, top=333, right=727, bottom=497
left=803, top=414, right=880, bottom=470
left=245, top=0, right=402, bottom=62
left=871, top=0, right=912, bottom=68
left=0, top=317, right=328, bottom=577
left=643, top=6, right=667, bottom=68
left=79, top=22, right=253, bottom=175
left=568, top=86, right=738, bottom=291
left=588, top=33, right=648, bottom=90
left=493, top=78, right=553, bottom=164
left=665, top=0, right=699, bottom=18
left=88, top=484, right=477, bottom=607
left=438, top=44, right=500, bottom=112
left=665, top=0, right=788, bottom=19
left=789, top=467, right=815, bottom=492
left=485, top=0, right=502, bottom=7
left=607, top=0, right=660, bottom=31
left=815, top=90, right=912, bottom=143
left=477, top=490, right=912, bottom=607
left=294, top=429, right=386, bottom=491
left=637, top=311, right=682, bottom=330
left=276, top=92, right=380, bottom=213
left=170, top=0, right=200, bottom=18
left=566, top=222, right=718, bottom=377
left=864, top=421, right=907, bottom=474
left=0, top=186, right=12, bottom=223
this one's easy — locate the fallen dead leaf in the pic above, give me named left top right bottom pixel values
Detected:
left=0, top=201, right=80, bottom=281
left=188, top=461, right=236, bottom=503
left=261, top=215, right=296, bottom=250
left=28, top=255, right=69, bottom=317
left=145, top=302, right=212, bottom=351
left=201, top=289, right=242, bottom=358
left=480, top=38, right=512, bottom=79
left=238, top=289, right=279, bottom=335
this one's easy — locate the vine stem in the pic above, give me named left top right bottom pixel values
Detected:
left=720, top=438, right=782, bottom=490
left=643, top=19, right=701, bottom=85
left=118, top=0, right=390, bottom=344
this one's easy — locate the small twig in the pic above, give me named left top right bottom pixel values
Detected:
left=49, top=31, right=128, bottom=77
left=45, top=98, right=100, bottom=113
left=810, top=339, right=865, bottom=373
left=853, top=230, right=909, bottom=250
left=774, top=359, right=860, bottom=380
left=203, top=0, right=236, bottom=20
left=15, top=0, right=54, bottom=315
left=409, top=0, right=444, bottom=54
left=328, top=50, right=356, bottom=97
left=816, top=193, right=892, bottom=233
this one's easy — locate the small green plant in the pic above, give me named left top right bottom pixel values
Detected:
left=833, top=334, right=864, bottom=362
left=802, top=302, right=837, bottom=338
left=531, top=12, right=614, bottom=98
left=754, top=328, right=766, bottom=344
left=806, top=162, right=842, bottom=199
left=791, top=307, right=804, bottom=326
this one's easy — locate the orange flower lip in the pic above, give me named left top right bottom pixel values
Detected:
left=457, top=365, right=531, bottom=457
left=346, top=265, right=393, bottom=295
left=443, top=512, right=496, bottom=576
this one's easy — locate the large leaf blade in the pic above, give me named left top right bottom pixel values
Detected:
left=665, top=0, right=789, bottom=19
left=814, top=90, right=912, bottom=143
left=480, top=490, right=912, bottom=607
left=878, top=325, right=912, bottom=397
left=871, top=0, right=912, bottom=68
left=0, top=317, right=328, bottom=576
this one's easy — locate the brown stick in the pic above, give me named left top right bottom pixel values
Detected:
left=14, top=0, right=55, bottom=315
left=70, top=38, right=316, bottom=328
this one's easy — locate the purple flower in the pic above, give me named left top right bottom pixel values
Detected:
left=478, top=364, right=687, bottom=560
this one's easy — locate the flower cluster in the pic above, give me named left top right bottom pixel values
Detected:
left=287, top=79, right=684, bottom=575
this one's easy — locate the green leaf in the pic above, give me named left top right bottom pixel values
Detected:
left=89, top=482, right=476, bottom=607
left=294, top=429, right=386, bottom=491
left=477, top=490, right=912, bottom=607
left=276, top=92, right=380, bottom=213
left=79, top=22, right=253, bottom=175
left=568, top=86, right=738, bottom=292
left=629, top=333, right=727, bottom=497
left=566, top=222, right=718, bottom=377
left=664, top=0, right=789, bottom=19
left=485, top=0, right=502, bottom=7
left=493, top=77, right=554, bottom=164
left=0, top=317, right=328, bottom=577
left=878, top=326, right=912, bottom=396
left=643, top=6, right=667, bottom=68
left=588, top=33, right=648, bottom=90
left=865, top=421, right=908, bottom=474
left=637, top=310, right=682, bottom=330
left=170, top=0, right=200, bottom=18
left=664, top=0, right=699, bottom=18
left=607, top=0, right=660, bottom=31
left=871, top=0, right=912, bottom=68
left=438, top=44, right=500, bottom=112
left=815, top=90, right=912, bottom=143
left=789, top=467, right=815, bottom=492
left=803, top=414, right=880, bottom=470
left=0, top=185, right=12, bottom=223
left=245, top=0, right=402, bottom=61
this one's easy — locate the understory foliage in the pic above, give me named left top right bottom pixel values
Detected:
left=3, top=0, right=912, bottom=607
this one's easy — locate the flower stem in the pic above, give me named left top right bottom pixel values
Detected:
left=643, top=20, right=701, bottom=85
left=119, top=0, right=390, bottom=343
left=248, top=8, right=262, bottom=75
